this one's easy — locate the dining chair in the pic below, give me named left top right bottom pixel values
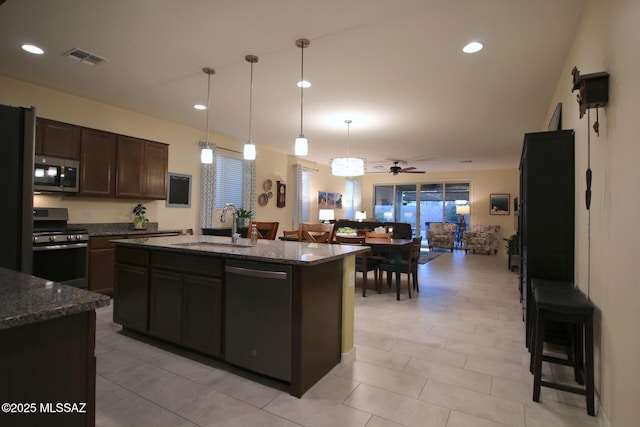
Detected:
left=335, top=235, right=380, bottom=296
left=282, top=229, right=301, bottom=240
left=247, top=221, right=279, bottom=240
left=365, top=231, right=392, bottom=283
left=378, top=236, right=421, bottom=300
left=301, top=223, right=334, bottom=243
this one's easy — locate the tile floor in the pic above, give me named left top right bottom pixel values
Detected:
left=95, top=250, right=600, bottom=427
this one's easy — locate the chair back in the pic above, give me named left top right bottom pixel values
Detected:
left=335, top=235, right=366, bottom=245
left=365, top=231, right=391, bottom=240
left=301, top=223, right=334, bottom=243
left=410, top=236, right=423, bottom=262
left=282, top=229, right=301, bottom=240
left=248, top=221, right=279, bottom=240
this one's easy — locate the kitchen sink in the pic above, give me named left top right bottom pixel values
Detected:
left=173, top=241, right=253, bottom=249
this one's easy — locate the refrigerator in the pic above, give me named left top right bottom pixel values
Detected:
left=0, top=104, right=35, bottom=273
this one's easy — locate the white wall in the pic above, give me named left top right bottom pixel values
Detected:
left=543, top=0, right=640, bottom=425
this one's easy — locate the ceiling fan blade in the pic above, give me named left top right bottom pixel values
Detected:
left=402, top=170, right=425, bottom=174
left=399, top=166, right=416, bottom=172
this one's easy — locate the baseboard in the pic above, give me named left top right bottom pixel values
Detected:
left=598, top=409, right=610, bottom=427
left=341, top=347, right=356, bottom=364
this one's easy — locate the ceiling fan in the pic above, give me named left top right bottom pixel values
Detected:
left=388, top=161, right=425, bottom=175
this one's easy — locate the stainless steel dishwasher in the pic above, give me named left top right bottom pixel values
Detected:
left=225, top=260, right=292, bottom=381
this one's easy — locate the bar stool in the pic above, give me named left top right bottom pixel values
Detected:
left=531, top=285, right=596, bottom=416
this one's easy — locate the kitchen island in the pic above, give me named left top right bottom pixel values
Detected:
left=112, top=234, right=367, bottom=397
left=0, top=267, right=110, bottom=427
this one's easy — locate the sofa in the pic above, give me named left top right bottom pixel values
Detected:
left=333, top=219, right=413, bottom=239
left=463, top=224, right=501, bottom=254
left=426, top=222, right=457, bottom=251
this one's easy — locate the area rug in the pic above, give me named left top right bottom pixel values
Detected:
left=418, top=251, right=444, bottom=264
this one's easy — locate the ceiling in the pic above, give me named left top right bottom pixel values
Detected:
left=0, top=0, right=585, bottom=173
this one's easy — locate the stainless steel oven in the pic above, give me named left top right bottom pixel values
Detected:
left=32, top=208, right=88, bottom=289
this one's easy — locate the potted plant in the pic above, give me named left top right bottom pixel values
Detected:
left=132, top=203, right=149, bottom=230
left=236, top=208, right=253, bottom=228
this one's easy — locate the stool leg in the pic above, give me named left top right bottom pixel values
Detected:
left=532, top=309, right=545, bottom=402
left=529, top=297, right=538, bottom=374
left=575, top=323, right=585, bottom=385
left=585, top=315, right=595, bottom=416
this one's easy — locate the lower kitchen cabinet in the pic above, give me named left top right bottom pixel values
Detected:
left=113, top=248, right=149, bottom=332
left=115, top=248, right=224, bottom=357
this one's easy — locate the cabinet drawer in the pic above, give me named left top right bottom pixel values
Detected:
left=151, top=251, right=222, bottom=276
left=89, top=236, right=117, bottom=249
left=115, top=247, right=149, bottom=266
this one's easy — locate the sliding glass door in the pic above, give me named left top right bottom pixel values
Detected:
left=374, top=182, right=470, bottom=239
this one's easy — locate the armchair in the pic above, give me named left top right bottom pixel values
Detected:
left=427, top=223, right=456, bottom=251
left=463, top=225, right=501, bottom=254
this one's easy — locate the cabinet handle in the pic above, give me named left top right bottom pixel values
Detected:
left=225, top=266, right=288, bottom=280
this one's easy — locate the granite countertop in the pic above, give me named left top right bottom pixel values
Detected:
left=0, top=268, right=111, bottom=330
left=70, top=222, right=186, bottom=237
left=112, top=235, right=369, bottom=266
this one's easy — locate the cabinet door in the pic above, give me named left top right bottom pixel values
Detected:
left=80, top=128, right=117, bottom=197
left=36, top=118, right=81, bottom=159
left=144, top=141, right=168, bottom=199
left=149, top=269, right=183, bottom=343
left=183, top=274, right=223, bottom=357
left=89, top=247, right=116, bottom=294
left=113, top=263, right=149, bottom=331
left=116, top=135, right=145, bottom=198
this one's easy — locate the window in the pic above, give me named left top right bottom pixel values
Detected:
left=374, top=182, right=470, bottom=238
left=215, top=154, right=243, bottom=209
left=301, top=170, right=311, bottom=222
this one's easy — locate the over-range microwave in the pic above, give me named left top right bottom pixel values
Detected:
left=34, top=155, right=79, bottom=193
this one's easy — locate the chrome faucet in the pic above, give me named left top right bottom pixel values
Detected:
left=220, top=203, right=240, bottom=244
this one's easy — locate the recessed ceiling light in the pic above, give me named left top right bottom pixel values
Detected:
left=21, top=44, right=44, bottom=55
left=462, top=42, right=483, bottom=54
left=194, top=104, right=206, bottom=110
left=297, top=80, right=311, bottom=88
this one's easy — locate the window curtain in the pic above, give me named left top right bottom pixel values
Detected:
left=348, top=177, right=362, bottom=213
left=292, top=163, right=303, bottom=229
left=242, top=159, right=256, bottom=218
left=199, top=144, right=217, bottom=228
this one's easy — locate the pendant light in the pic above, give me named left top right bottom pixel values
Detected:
left=243, top=54, right=258, bottom=160
left=200, top=67, right=216, bottom=164
left=294, top=38, right=310, bottom=156
left=331, top=120, right=366, bottom=176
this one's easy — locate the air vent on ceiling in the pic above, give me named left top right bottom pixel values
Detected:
left=62, top=48, right=107, bottom=66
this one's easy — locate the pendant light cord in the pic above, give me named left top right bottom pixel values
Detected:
left=249, top=60, right=254, bottom=142
left=203, top=68, right=215, bottom=147
left=299, top=43, right=304, bottom=136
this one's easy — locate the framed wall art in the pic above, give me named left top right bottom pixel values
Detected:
left=490, top=193, right=510, bottom=215
left=318, top=191, right=343, bottom=209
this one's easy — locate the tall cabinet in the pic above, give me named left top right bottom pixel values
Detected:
left=519, top=130, right=575, bottom=347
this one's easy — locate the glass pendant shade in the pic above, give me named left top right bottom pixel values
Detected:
left=330, top=157, right=366, bottom=176
left=295, top=135, right=308, bottom=156
left=200, top=145, right=213, bottom=164
left=243, top=142, right=256, bottom=160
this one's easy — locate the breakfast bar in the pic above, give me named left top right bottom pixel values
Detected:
left=111, top=235, right=368, bottom=397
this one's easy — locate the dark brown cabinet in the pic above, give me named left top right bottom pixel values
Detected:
left=89, top=232, right=182, bottom=295
left=114, top=246, right=224, bottom=357
left=116, top=136, right=168, bottom=199
left=519, top=130, right=575, bottom=347
left=79, top=128, right=117, bottom=197
left=113, top=247, right=150, bottom=332
left=35, top=118, right=81, bottom=159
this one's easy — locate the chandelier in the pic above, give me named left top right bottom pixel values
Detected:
left=331, top=120, right=366, bottom=176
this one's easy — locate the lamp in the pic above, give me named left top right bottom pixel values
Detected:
left=355, top=211, right=367, bottom=222
left=243, top=55, right=258, bottom=160
left=331, top=120, right=366, bottom=176
left=456, top=205, right=470, bottom=229
left=200, top=67, right=216, bottom=164
left=319, top=209, right=334, bottom=224
left=294, top=38, right=310, bottom=156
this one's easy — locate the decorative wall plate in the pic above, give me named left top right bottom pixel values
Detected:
left=258, top=193, right=269, bottom=206
left=263, top=179, right=273, bottom=192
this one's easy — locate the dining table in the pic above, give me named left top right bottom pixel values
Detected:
left=335, top=234, right=414, bottom=298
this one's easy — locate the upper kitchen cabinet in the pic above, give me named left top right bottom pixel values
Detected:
left=116, top=136, right=168, bottom=199
left=79, top=128, right=117, bottom=197
left=35, top=118, right=81, bottom=159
